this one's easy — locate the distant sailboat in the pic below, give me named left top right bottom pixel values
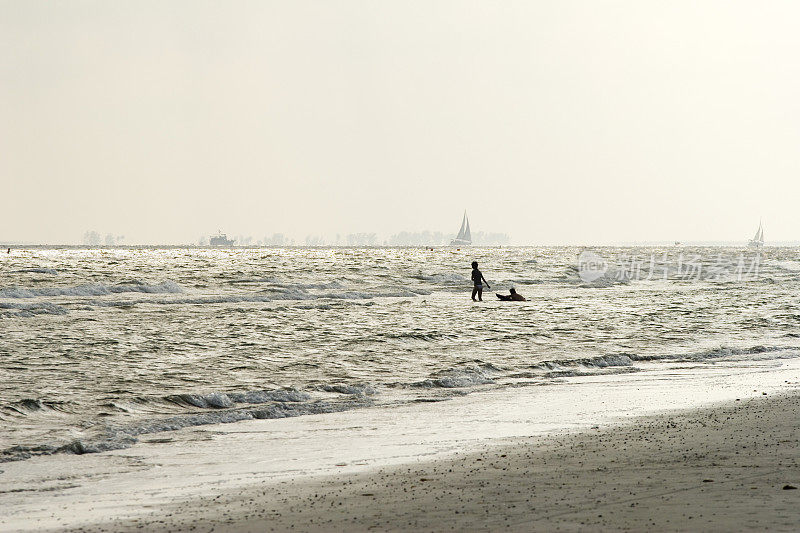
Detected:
left=748, top=220, right=764, bottom=248
left=450, top=211, right=472, bottom=246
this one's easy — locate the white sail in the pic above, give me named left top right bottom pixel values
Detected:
left=450, top=210, right=472, bottom=245
left=456, top=212, right=468, bottom=241
left=753, top=224, right=762, bottom=242
left=748, top=220, right=764, bottom=248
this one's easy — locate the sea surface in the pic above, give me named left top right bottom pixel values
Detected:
left=2, top=246, right=799, bottom=463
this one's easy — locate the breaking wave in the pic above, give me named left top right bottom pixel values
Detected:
left=317, top=383, right=377, bottom=396
left=0, top=281, right=183, bottom=299
left=409, top=364, right=502, bottom=389
left=3, top=344, right=799, bottom=463
left=1, top=285, right=426, bottom=317
left=0, top=301, right=68, bottom=317
left=627, top=344, right=799, bottom=363
left=531, top=354, right=634, bottom=370
left=0, top=391, right=371, bottom=463
left=164, top=389, right=311, bottom=408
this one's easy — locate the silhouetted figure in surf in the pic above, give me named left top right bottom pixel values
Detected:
left=497, top=288, right=526, bottom=301
left=471, top=261, right=490, bottom=301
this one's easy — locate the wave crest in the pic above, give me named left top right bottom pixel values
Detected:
left=0, top=281, right=183, bottom=299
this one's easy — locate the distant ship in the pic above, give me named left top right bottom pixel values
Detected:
left=450, top=211, right=472, bottom=246
left=209, top=231, right=235, bottom=246
left=748, top=220, right=764, bottom=248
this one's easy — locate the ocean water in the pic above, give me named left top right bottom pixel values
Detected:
left=2, top=246, right=799, bottom=463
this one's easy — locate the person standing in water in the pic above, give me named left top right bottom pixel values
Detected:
left=471, top=261, right=490, bottom=301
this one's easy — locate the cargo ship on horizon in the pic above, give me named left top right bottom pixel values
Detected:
left=209, top=231, right=234, bottom=246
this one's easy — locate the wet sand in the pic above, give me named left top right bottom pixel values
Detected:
left=73, top=392, right=800, bottom=532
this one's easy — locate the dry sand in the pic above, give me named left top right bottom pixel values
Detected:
left=72, top=393, right=800, bottom=532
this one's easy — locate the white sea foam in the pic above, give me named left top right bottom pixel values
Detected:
left=165, top=389, right=310, bottom=409
left=0, top=281, right=183, bottom=299
left=411, top=366, right=497, bottom=388
left=534, top=354, right=634, bottom=370
left=319, top=383, right=377, bottom=396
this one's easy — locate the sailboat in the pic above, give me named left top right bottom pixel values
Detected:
left=450, top=211, right=472, bottom=246
left=748, top=220, right=764, bottom=248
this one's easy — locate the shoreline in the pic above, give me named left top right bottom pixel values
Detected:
left=93, top=393, right=800, bottom=532
left=2, top=358, right=799, bottom=532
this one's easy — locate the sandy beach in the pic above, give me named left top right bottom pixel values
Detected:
left=3, top=356, right=796, bottom=533
left=71, top=393, right=798, bottom=533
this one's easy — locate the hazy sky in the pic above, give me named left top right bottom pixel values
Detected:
left=2, top=1, right=799, bottom=244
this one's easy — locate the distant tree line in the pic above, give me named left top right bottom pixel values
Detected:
left=83, top=231, right=125, bottom=246
left=387, top=231, right=509, bottom=246
left=117, top=230, right=511, bottom=247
